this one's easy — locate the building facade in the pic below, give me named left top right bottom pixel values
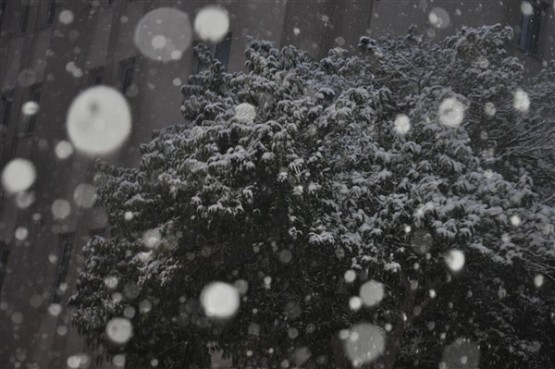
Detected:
left=0, top=1, right=553, bottom=368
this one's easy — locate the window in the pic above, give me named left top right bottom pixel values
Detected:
left=25, top=84, right=42, bottom=134
left=87, top=66, right=105, bottom=86
left=20, top=2, right=30, bottom=33
left=51, top=233, right=74, bottom=303
left=0, top=0, right=8, bottom=28
left=0, top=242, right=9, bottom=294
left=518, top=3, right=543, bottom=55
left=1, top=93, right=13, bottom=136
left=193, top=33, right=233, bottom=73
left=45, top=0, right=56, bottom=25
left=214, top=33, right=232, bottom=69
left=119, top=58, right=136, bottom=95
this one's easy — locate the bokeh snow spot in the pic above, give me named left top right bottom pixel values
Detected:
left=134, top=8, right=192, bottom=61
left=17, top=69, right=37, bottom=87
left=106, top=318, right=133, bottom=344
left=429, top=7, right=451, bottom=29
left=59, top=10, right=74, bottom=25
left=51, top=199, right=71, bottom=219
left=438, top=97, right=465, bottom=128
left=344, top=269, right=356, bottom=283
left=200, top=281, right=240, bottom=319
left=349, top=296, right=362, bottom=311
left=66, top=86, right=131, bottom=156
left=21, top=101, right=39, bottom=116
left=342, top=323, right=385, bottom=367
left=394, top=114, right=411, bottom=134
left=445, top=249, right=465, bottom=272
left=15, top=227, right=28, bottom=241
left=534, top=274, right=544, bottom=288
left=521, top=1, right=533, bottom=16
left=67, top=354, right=90, bottom=369
left=484, top=102, right=496, bottom=117
left=235, top=103, right=256, bottom=123
left=509, top=214, right=521, bottom=227
left=439, top=338, right=480, bottom=369
left=194, top=6, right=230, bottom=43
left=142, top=229, right=161, bottom=249
left=359, top=280, right=384, bottom=307
left=513, top=88, right=530, bottom=113
left=55, top=140, right=74, bottom=159
left=74, top=183, right=96, bottom=208
left=2, top=159, right=36, bottom=194
left=48, top=303, right=62, bottom=316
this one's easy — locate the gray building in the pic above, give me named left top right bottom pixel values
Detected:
left=0, top=1, right=553, bottom=368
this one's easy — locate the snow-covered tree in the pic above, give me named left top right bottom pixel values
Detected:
left=71, top=25, right=555, bottom=369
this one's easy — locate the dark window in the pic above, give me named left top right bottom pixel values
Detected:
left=0, top=0, right=8, bottom=28
left=119, top=58, right=136, bottom=95
left=88, top=66, right=105, bottom=86
left=519, top=3, right=543, bottom=55
left=214, top=33, right=232, bottom=69
left=25, top=84, right=42, bottom=134
left=0, top=242, right=10, bottom=294
left=1, top=93, right=13, bottom=136
left=193, top=33, right=233, bottom=74
left=20, top=2, right=30, bottom=33
left=45, top=0, right=56, bottom=25
left=51, top=233, right=74, bottom=303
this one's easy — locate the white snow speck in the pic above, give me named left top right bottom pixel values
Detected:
left=134, top=8, right=192, bottom=61
left=513, top=88, right=530, bottom=113
left=509, top=214, right=521, bottom=227
left=394, top=114, right=411, bottom=134
left=343, top=323, right=385, bottom=367
left=445, top=249, right=465, bottom=272
left=359, top=280, right=384, bottom=307
left=438, top=97, right=465, bottom=128
left=200, top=281, right=240, bottom=319
left=2, top=159, right=36, bottom=194
left=293, top=27, right=301, bottom=36
left=106, top=318, right=133, bottom=344
left=534, top=274, right=544, bottom=288
left=55, top=140, right=74, bottom=159
left=194, top=6, right=230, bottom=43
left=66, top=86, right=131, bottom=156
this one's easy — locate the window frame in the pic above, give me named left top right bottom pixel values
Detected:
left=518, top=2, right=546, bottom=56
left=1, top=92, right=14, bottom=136
left=51, top=233, right=74, bottom=303
left=19, top=2, right=31, bottom=34
left=119, top=57, right=137, bottom=95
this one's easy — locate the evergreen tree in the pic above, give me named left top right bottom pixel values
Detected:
left=71, top=25, right=555, bottom=369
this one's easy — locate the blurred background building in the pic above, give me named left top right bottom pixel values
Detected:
left=0, top=0, right=553, bottom=368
